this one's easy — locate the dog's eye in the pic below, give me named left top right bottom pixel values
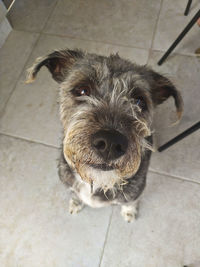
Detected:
left=135, top=97, right=147, bottom=111
left=74, top=86, right=91, bottom=96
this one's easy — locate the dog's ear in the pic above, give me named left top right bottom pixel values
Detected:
left=26, top=49, right=84, bottom=83
left=148, top=70, right=183, bottom=120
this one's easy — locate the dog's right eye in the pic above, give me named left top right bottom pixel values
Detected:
left=73, top=86, right=91, bottom=96
left=135, top=97, right=147, bottom=111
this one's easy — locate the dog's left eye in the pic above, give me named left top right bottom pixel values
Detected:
left=135, top=97, right=147, bottom=111
left=74, top=86, right=91, bottom=96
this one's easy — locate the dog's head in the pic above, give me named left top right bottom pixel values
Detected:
left=27, top=49, right=183, bottom=191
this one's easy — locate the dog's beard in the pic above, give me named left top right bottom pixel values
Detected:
left=64, top=147, right=141, bottom=192
left=64, top=140, right=141, bottom=193
left=76, top=164, right=127, bottom=193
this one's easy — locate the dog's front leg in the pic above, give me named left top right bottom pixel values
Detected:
left=69, top=193, right=84, bottom=215
left=120, top=200, right=139, bottom=223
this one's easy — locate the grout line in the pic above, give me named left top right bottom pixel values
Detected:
left=0, top=32, right=41, bottom=117
left=98, top=207, right=113, bottom=267
left=147, top=0, right=164, bottom=64
left=4, top=28, right=41, bottom=34
left=0, top=132, right=60, bottom=150
left=38, top=32, right=148, bottom=52
left=149, top=169, right=200, bottom=185
left=149, top=48, right=199, bottom=58
left=0, top=0, right=59, bottom=117
left=9, top=28, right=149, bottom=52
left=10, top=29, right=198, bottom=59
left=40, top=0, right=59, bottom=34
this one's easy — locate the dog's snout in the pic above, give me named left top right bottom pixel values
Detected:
left=91, top=130, right=128, bottom=160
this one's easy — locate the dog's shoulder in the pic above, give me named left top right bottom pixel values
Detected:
left=58, top=150, right=76, bottom=188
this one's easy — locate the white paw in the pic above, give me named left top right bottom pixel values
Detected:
left=121, top=205, right=138, bottom=223
left=69, top=198, right=83, bottom=215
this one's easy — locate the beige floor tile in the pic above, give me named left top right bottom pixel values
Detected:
left=29, top=33, right=149, bottom=64
left=44, top=0, right=161, bottom=49
left=0, top=66, right=62, bottom=147
left=101, top=171, right=200, bottom=267
left=7, top=0, right=57, bottom=32
left=150, top=130, right=200, bottom=183
left=0, top=135, right=111, bottom=267
left=0, top=30, right=39, bottom=115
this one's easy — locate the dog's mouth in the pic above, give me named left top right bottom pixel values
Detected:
left=89, top=163, right=114, bottom=171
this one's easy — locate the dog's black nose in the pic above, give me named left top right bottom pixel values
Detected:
left=91, top=130, right=128, bottom=160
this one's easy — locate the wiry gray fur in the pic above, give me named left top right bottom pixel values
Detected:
left=27, top=49, right=183, bottom=220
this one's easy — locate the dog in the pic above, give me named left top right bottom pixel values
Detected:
left=26, top=49, right=183, bottom=222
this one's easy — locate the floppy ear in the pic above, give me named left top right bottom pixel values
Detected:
left=26, top=49, right=84, bottom=83
left=148, top=70, right=183, bottom=120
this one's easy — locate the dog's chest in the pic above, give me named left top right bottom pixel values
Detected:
left=73, top=173, right=111, bottom=208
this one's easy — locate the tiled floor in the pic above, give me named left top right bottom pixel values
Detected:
left=0, top=0, right=200, bottom=266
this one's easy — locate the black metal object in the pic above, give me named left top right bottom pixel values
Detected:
left=158, top=9, right=200, bottom=65
left=158, top=121, right=200, bottom=152
left=184, top=0, right=192, bottom=16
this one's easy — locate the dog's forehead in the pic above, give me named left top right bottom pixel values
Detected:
left=72, top=54, right=149, bottom=91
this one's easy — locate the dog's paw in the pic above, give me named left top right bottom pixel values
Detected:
left=121, top=205, right=138, bottom=223
left=69, top=198, right=83, bottom=215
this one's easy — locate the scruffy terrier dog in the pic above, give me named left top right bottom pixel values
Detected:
left=27, top=49, right=183, bottom=222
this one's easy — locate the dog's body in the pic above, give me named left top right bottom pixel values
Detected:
left=27, top=50, right=183, bottom=222
left=58, top=137, right=152, bottom=221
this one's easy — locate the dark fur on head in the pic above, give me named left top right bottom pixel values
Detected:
left=27, top=49, right=183, bottom=203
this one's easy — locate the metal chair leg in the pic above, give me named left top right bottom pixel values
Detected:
left=184, top=0, right=192, bottom=16
left=158, top=121, right=200, bottom=152
left=158, top=9, right=200, bottom=66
